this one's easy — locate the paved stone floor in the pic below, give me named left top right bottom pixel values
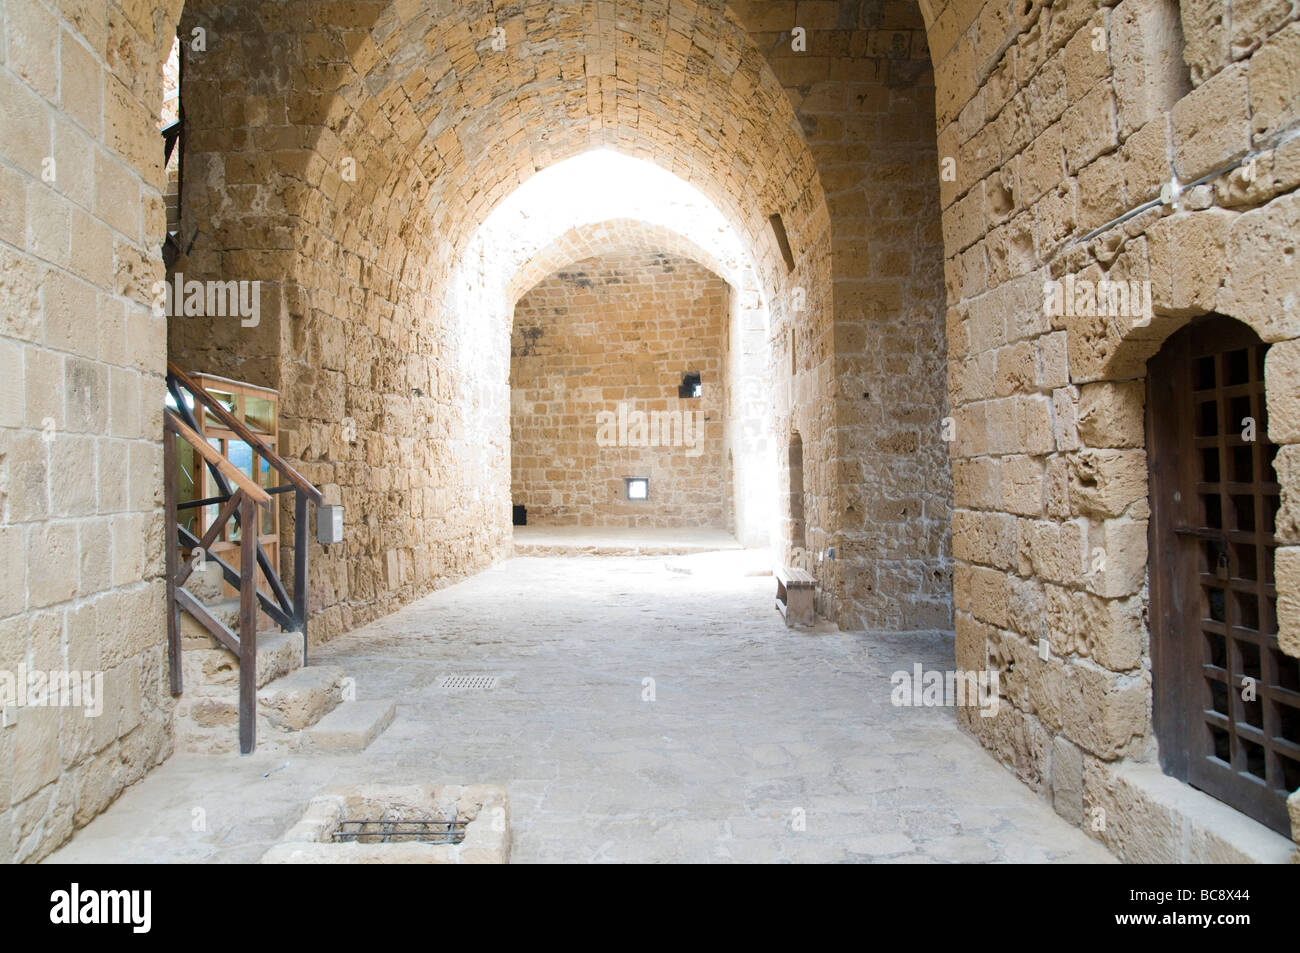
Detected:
left=512, top=525, right=742, bottom=555
left=50, top=551, right=1114, bottom=863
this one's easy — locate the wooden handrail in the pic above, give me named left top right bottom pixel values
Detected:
left=174, top=489, right=243, bottom=589
left=165, top=410, right=272, bottom=506
left=164, top=364, right=320, bottom=753
left=161, top=119, right=182, bottom=165
left=168, top=361, right=323, bottom=504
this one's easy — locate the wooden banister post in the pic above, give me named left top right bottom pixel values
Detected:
left=239, top=493, right=258, bottom=755
left=294, top=491, right=309, bottom=667
left=164, top=428, right=182, bottom=696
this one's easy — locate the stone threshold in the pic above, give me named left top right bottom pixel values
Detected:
left=1084, top=761, right=1296, bottom=863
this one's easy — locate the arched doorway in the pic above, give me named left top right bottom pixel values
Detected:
left=1147, top=313, right=1300, bottom=835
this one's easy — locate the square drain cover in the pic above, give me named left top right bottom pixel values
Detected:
left=438, top=674, right=499, bottom=690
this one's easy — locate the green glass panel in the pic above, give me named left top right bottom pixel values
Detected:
left=176, top=436, right=199, bottom=538
left=259, top=456, right=274, bottom=534
left=203, top=390, right=236, bottom=429
left=246, top=396, right=276, bottom=434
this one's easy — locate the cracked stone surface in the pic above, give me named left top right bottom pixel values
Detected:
left=49, top=552, right=1114, bottom=863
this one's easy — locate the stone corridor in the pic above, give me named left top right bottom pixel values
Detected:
left=50, top=550, right=1111, bottom=864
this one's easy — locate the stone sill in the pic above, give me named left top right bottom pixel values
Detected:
left=1089, top=762, right=1296, bottom=864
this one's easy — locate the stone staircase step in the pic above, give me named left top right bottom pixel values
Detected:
left=258, top=666, right=346, bottom=731
left=306, top=700, right=396, bottom=752
left=256, top=631, right=306, bottom=686
left=179, top=598, right=242, bottom=649
left=181, top=559, right=227, bottom=603
left=179, top=629, right=305, bottom=692
left=180, top=598, right=290, bottom=650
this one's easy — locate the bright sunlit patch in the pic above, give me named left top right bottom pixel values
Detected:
left=469, top=149, right=755, bottom=297
left=441, top=147, right=779, bottom=552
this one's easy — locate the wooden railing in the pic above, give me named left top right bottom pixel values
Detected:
left=164, top=363, right=322, bottom=754
left=161, top=120, right=183, bottom=271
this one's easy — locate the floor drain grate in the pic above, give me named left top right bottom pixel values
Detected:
left=438, top=674, right=499, bottom=691
left=332, top=816, right=467, bottom=845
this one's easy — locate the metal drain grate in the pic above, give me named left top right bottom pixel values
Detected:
left=438, top=674, right=499, bottom=691
left=332, top=816, right=467, bottom=845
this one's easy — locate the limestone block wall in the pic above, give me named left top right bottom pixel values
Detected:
left=734, top=0, right=954, bottom=632
left=167, top=0, right=512, bottom=643
left=165, top=0, right=297, bottom=390
left=510, top=253, right=730, bottom=528
left=923, top=0, right=1300, bottom=851
left=159, top=0, right=835, bottom=644
left=0, top=0, right=184, bottom=862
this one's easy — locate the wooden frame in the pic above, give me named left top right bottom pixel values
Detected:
left=1147, top=314, right=1300, bottom=835
left=177, top=373, right=281, bottom=599
left=165, top=365, right=322, bottom=754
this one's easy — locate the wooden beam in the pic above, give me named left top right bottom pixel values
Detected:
left=174, top=588, right=240, bottom=656
left=294, top=490, right=309, bottom=667
left=238, top=493, right=257, bottom=755
left=168, top=362, right=323, bottom=504
left=164, top=429, right=182, bottom=696
left=165, top=409, right=272, bottom=506
left=177, top=526, right=295, bottom=632
left=174, top=490, right=242, bottom=589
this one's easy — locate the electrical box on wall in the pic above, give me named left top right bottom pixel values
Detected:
left=317, top=505, right=344, bottom=544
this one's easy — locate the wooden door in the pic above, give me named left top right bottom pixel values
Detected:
left=1147, top=315, right=1300, bottom=835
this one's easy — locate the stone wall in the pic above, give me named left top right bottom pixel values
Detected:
left=510, top=252, right=730, bottom=528
left=0, top=0, right=185, bottom=862
left=732, top=0, right=954, bottom=632
left=921, top=0, right=1300, bottom=851
left=8, top=0, right=1298, bottom=863
left=169, top=0, right=512, bottom=644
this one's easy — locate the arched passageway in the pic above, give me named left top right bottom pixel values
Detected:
left=6, top=0, right=1297, bottom=864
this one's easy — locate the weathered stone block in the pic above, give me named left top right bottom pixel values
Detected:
left=1171, top=61, right=1249, bottom=181
left=1149, top=208, right=1234, bottom=317
left=1085, top=518, right=1148, bottom=597
left=1062, top=82, right=1118, bottom=174
left=1219, top=192, right=1300, bottom=342
left=1249, top=21, right=1300, bottom=138
left=1278, top=547, right=1300, bottom=658
left=1078, top=380, right=1146, bottom=448
left=1051, top=734, right=1085, bottom=826
left=1111, top=0, right=1190, bottom=139
left=1046, top=585, right=1145, bottom=671
left=1063, top=10, right=1110, bottom=102
left=1068, top=448, right=1148, bottom=519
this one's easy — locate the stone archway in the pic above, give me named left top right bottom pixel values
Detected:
left=504, top=212, right=775, bottom=546
left=163, top=1, right=838, bottom=638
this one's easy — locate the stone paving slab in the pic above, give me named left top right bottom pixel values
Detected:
left=48, top=552, right=1114, bottom=864
left=512, top=526, right=744, bottom=556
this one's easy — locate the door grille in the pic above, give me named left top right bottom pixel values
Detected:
left=1148, top=314, right=1300, bottom=835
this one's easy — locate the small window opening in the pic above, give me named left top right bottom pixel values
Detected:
left=788, top=433, right=806, bottom=549
left=678, top=372, right=702, bottom=399
left=625, top=477, right=649, bottom=501
left=769, top=213, right=796, bottom=273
